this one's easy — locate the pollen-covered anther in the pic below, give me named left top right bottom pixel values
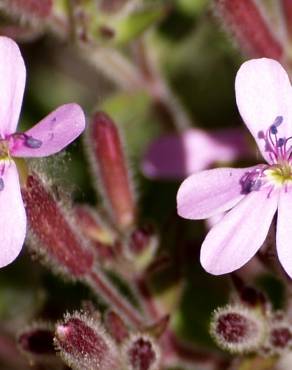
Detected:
left=121, top=333, right=161, bottom=370
left=210, top=304, right=266, bottom=353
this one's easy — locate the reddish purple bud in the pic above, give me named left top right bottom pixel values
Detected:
left=210, top=305, right=266, bottom=353
left=122, top=334, right=160, bottom=370
left=18, top=326, right=55, bottom=356
left=104, top=310, right=129, bottom=343
left=55, top=313, right=120, bottom=370
left=281, top=0, right=292, bottom=39
left=88, top=112, right=136, bottom=230
left=264, top=316, right=292, bottom=355
left=74, top=205, right=115, bottom=245
left=127, top=225, right=158, bottom=270
left=22, top=173, right=94, bottom=277
left=1, top=0, right=53, bottom=18
left=214, top=0, right=283, bottom=59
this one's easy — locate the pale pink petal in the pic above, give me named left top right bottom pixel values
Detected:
left=276, top=190, right=292, bottom=278
left=0, top=37, right=26, bottom=135
left=235, top=58, right=292, bottom=163
left=11, top=104, right=85, bottom=157
left=177, top=166, right=259, bottom=219
left=143, top=128, right=250, bottom=179
left=200, top=189, right=278, bottom=275
left=0, top=162, right=26, bottom=267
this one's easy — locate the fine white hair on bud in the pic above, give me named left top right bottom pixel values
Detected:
left=121, top=333, right=161, bottom=370
left=54, top=311, right=120, bottom=370
left=262, top=313, right=292, bottom=355
left=210, top=304, right=267, bottom=354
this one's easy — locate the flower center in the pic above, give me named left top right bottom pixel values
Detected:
left=265, top=161, right=292, bottom=185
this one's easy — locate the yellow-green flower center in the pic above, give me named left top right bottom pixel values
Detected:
left=265, top=161, right=292, bottom=185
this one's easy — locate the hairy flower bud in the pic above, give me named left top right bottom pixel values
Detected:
left=122, top=334, right=161, bottom=370
left=263, top=315, right=292, bottom=355
left=22, top=173, right=94, bottom=277
left=210, top=305, right=266, bottom=353
left=214, top=0, right=283, bottom=59
left=87, top=112, right=136, bottom=230
left=127, top=225, right=158, bottom=270
left=55, top=312, right=120, bottom=370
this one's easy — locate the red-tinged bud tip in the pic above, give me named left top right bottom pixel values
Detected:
left=210, top=305, right=266, bottom=353
left=104, top=310, right=129, bottom=343
left=2, top=0, right=52, bottom=18
left=122, top=334, right=161, bottom=370
left=214, top=0, right=283, bottom=59
left=22, top=173, right=94, bottom=277
left=18, top=326, right=55, bottom=356
left=55, top=313, right=120, bottom=370
left=88, top=112, right=136, bottom=230
left=100, top=0, right=127, bottom=12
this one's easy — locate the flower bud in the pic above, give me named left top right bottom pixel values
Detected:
left=22, top=173, right=94, bottom=277
left=18, top=324, right=55, bottom=356
left=1, top=0, right=52, bottom=19
left=55, top=312, right=120, bottom=370
left=87, top=112, right=136, bottom=230
left=210, top=305, right=266, bottom=353
left=264, top=314, right=292, bottom=355
left=127, top=225, right=158, bottom=270
left=214, top=0, right=283, bottom=59
left=74, top=205, right=115, bottom=245
left=104, top=310, right=129, bottom=343
left=122, top=334, right=161, bottom=370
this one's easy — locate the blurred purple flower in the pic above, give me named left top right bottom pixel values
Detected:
left=177, top=58, right=292, bottom=277
left=143, top=128, right=251, bottom=180
left=0, top=36, right=85, bottom=267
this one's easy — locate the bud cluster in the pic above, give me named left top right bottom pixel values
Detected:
left=54, top=311, right=161, bottom=370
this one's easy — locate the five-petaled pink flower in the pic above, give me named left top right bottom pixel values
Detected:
left=177, top=58, right=292, bottom=278
left=0, top=37, right=85, bottom=267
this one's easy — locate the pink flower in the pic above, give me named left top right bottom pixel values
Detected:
left=0, top=37, right=85, bottom=267
left=177, top=58, right=292, bottom=277
left=143, top=128, right=251, bottom=180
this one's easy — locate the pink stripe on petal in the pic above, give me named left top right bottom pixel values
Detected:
left=200, top=188, right=278, bottom=275
left=177, top=166, right=259, bottom=219
left=0, top=162, right=26, bottom=267
left=12, top=104, right=85, bottom=158
left=0, top=37, right=26, bottom=135
left=276, top=190, right=292, bottom=278
left=143, top=128, right=251, bottom=179
left=235, top=58, right=292, bottom=163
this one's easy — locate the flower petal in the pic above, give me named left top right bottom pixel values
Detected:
left=276, top=190, right=292, bottom=278
left=177, top=166, right=259, bottom=219
left=200, top=189, right=278, bottom=275
left=0, top=162, right=26, bottom=267
left=0, top=36, right=26, bottom=135
left=235, top=58, right=292, bottom=163
left=143, top=128, right=251, bottom=179
left=12, top=104, right=86, bottom=158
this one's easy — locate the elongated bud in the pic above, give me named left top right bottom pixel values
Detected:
left=214, top=0, right=283, bottom=59
left=74, top=205, right=115, bottom=245
left=210, top=305, right=266, bottom=353
left=281, top=0, right=292, bottom=40
left=122, top=334, right=161, bottom=370
left=22, top=173, right=94, bottom=277
left=18, top=324, right=55, bottom=356
left=104, top=310, right=129, bottom=343
left=55, top=313, right=120, bottom=370
left=87, top=112, right=136, bottom=230
left=0, top=0, right=52, bottom=18
left=127, top=225, right=158, bottom=270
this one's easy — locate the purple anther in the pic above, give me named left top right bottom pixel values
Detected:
left=271, top=125, right=278, bottom=134
left=240, top=170, right=263, bottom=194
left=273, top=115, right=283, bottom=127
left=25, top=136, right=42, bottom=149
left=277, top=138, right=285, bottom=147
left=0, top=178, right=5, bottom=191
